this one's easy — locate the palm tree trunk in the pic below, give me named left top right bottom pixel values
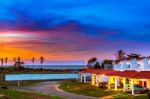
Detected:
left=41, top=63, right=42, bottom=71
left=0, top=73, right=5, bottom=81
left=1, top=58, right=3, bottom=71
left=0, top=74, right=3, bottom=82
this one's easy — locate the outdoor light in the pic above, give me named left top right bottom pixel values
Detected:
left=101, top=74, right=105, bottom=77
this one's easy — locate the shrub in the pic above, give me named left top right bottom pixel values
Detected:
left=1, top=86, right=8, bottom=89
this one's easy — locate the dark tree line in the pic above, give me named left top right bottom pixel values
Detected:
left=87, top=57, right=113, bottom=69
left=114, top=49, right=143, bottom=61
left=0, top=57, right=45, bottom=71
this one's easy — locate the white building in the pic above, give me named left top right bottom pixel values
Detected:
left=113, top=58, right=150, bottom=71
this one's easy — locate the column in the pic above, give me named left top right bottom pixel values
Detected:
left=96, top=75, right=99, bottom=87
left=123, top=78, right=126, bottom=92
left=77, top=74, right=79, bottom=81
left=131, top=79, right=134, bottom=95
left=108, top=77, right=111, bottom=90
left=115, top=77, right=118, bottom=91
left=84, top=74, right=86, bottom=83
left=91, top=74, right=94, bottom=85
left=18, top=80, right=20, bottom=86
left=80, top=74, right=83, bottom=82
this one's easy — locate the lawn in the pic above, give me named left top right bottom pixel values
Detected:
left=0, top=89, right=62, bottom=99
left=59, top=80, right=148, bottom=99
left=0, top=80, right=42, bottom=87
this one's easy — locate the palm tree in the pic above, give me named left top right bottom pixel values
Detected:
left=17, top=57, right=21, bottom=68
left=1, top=58, right=4, bottom=70
left=5, top=57, right=8, bottom=66
left=32, top=57, right=35, bottom=65
left=40, top=57, right=44, bottom=71
left=17, top=57, right=21, bottom=62
left=13, top=57, right=16, bottom=63
left=87, top=57, right=97, bottom=68
left=114, top=49, right=126, bottom=60
left=0, top=58, right=4, bottom=81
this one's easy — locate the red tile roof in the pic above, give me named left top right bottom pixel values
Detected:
left=117, top=70, right=139, bottom=78
left=80, top=69, right=120, bottom=76
left=80, top=69, right=150, bottom=79
left=131, top=71, right=150, bottom=79
left=95, top=69, right=120, bottom=76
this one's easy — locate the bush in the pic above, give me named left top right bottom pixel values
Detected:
left=18, top=66, right=24, bottom=70
left=1, top=86, right=8, bottom=89
left=10, top=66, right=24, bottom=70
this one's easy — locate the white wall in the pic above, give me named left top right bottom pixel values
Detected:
left=113, top=58, right=150, bottom=71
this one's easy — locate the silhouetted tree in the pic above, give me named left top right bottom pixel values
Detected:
left=94, top=62, right=101, bottom=69
left=114, top=49, right=126, bottom=60
left=87, top=57, right=97, bottom=68
left=40, top=57, right=44, bottom=71
left=17, top=57, right=20, bottom=62
left=13, top=57, right=24, bottom=70
left=13, top=58, right=16, bottom=63
left=102, top=60, right=113, bottom=69
left=16, top=57, right=21, bottom=68
left=1, top=58, right=4, bottom=70
left=5, top=57, right=8, bottom=66
left=32, top=57, right=35, bottom=65
left=127, top=53, right=141, bottom=59
left=103, top=60, right=113, bottom=64
left=0, top=58, right=4, bottom=81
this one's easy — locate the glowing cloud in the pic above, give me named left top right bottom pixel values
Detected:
left=0, top=0, right=150, bottom=60
left=0, top=33, right=31, bottom=38
left=0, top=32, right=35, bottom=42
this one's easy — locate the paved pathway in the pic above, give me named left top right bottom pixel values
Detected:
left=12, top=81, right=98, bottom=99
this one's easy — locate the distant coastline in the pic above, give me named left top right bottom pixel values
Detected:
left=23, top=65, right=87, bottom=69
left=0, top=65, right=86, bottom=75
left=2, top=65, right=87, bottom=69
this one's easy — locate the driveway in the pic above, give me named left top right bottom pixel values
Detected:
left=12, top=81, right=98, bottom=99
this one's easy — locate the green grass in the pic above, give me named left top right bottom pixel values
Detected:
left=113, top=93, right=147, bottom=99
left=0, top=89, right=62, bottom=99
left=59, top=80, right=112, bottom=97
left=59, top=80, right=147, bottom=98
left=0, top=80, right=42, bottom=87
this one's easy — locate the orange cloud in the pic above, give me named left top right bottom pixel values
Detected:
left=0, top=46, right=39, bottom=59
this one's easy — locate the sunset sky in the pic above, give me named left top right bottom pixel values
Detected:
left=0, top=0, right=150, bottom=61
